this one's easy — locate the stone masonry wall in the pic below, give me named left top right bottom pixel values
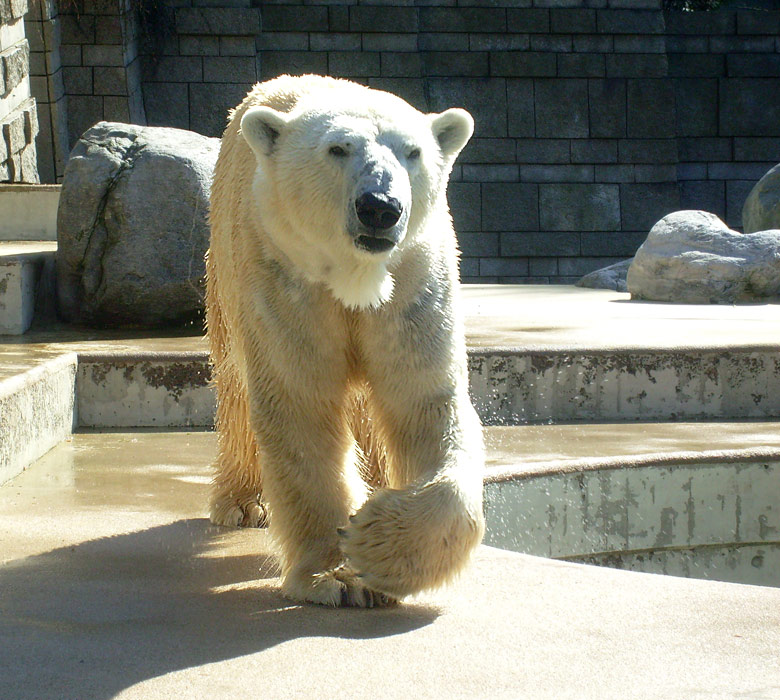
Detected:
left=58, top=0, right=145, bottom=149
left=0, top=0, right=38, bottom=182
left=667, top=9, right=780, bottom=231
left=25, top=0, right=67, bottom=182
left=138, top=0, right=683, bottom=283
left=37, top=0, right=780, bottom=281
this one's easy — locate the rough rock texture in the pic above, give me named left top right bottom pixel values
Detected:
left=56, top=122, right=219, bottom=327
left=627, top=210, right=780, bottom=304
left=743, top=163, right=780, bottom=234
left=576, top=259, right=631, bottom=292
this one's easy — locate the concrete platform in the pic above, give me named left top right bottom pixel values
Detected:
left=3, top=284, right=779, bottom=353
left=2, top=431, right=780, bottom=700
left=462, top=284, right=780, bottom=351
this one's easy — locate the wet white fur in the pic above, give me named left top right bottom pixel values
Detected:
left=207, top=75, right=484, bottom=607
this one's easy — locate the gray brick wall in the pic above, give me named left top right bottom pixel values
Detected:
left=57, top=0, right=145, bottom=153
left=669, top=7, right=780, bottom=232
left=143, top=5, right=261, bottom=135
left=31, top=0, right=780, bottom=282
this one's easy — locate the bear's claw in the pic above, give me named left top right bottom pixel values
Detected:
left=286, top=566, right=398, bottom=608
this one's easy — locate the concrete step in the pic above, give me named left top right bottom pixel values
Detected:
left=0, top=349, right=76, bottom=484
left=1, top=285, right=779, bottom=484
left=0, top=241, right=57, bottom=335
left=463, top=285, right=780, bottom=423
left=1, top=429, right=778, bottom=700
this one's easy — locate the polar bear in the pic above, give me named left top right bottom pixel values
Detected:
left=206, top=75, right=484, bottom=607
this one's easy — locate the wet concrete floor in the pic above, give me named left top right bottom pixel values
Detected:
left=485, top=419, right=780, bottom=477
left=2, top=431, right=780, bottom=700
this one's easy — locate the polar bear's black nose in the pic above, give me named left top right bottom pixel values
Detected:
left=355, top=192, right=403, bottom=231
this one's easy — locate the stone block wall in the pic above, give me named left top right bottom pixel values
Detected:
left=667, top=8, right=780, bottom=230
left=28, top=0, right=780, bottom=281
left=25, top=0, right=67, bottom=181
left=57, top=0, right=145, bottom=150
left=0, top=0, right=38, bottom=182
left=143, top=5, right=261, bottom=137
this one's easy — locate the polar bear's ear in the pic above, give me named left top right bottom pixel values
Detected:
left=429, top=108, right=474, bottom=159
left=241, top=106, right=290, bottom=158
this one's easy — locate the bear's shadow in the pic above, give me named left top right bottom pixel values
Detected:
left=0, top=519, right=439, bottom=700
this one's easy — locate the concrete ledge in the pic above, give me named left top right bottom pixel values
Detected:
left=62, top=344, right=780, bottom=428
left=483, top=421, right=780, bottom=587
left=77, top=353, right=214, bottom=428
left=0, top=351, right=76, bottom=484
left=470, top=347, right=780, bottom=424
left=1, top=285, right=779, bottom=483
left=0, top=241, right=57, bottom=334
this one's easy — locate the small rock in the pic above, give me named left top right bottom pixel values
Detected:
left=743, top=162, right=780, bottom=234
left=627, top=210, right=780, bottom=304
left=56, top=122, right=220, bottom=327
left=576, top=259, right=632, bottom=292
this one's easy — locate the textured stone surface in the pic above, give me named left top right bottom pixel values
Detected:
left=743, top=162, right=780, bottom=234
left=2, top=40, right=29, bottom=94
left=575, top=258, right=631, bottom=292
left=56, top=121, right=219, bottom=326
left=627, top=210, right=780, bottom=304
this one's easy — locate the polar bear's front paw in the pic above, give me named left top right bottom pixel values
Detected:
left=283, top=566, right=398, bottom=608
left=209, top=495, right=268, bottom=528
left=338, top=483, right=484, bottom=599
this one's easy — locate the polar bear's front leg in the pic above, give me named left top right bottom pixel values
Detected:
left=340, top=290, right=486, bottom=598
left=248, top=376, right=394, bottom=608
left=339, top=391, right=485, bottom=598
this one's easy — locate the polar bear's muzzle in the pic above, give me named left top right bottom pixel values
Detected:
left=353, top=192, right=404, bottom=254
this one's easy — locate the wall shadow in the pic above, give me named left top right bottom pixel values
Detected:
left=0, top=519, right=438, bottom=700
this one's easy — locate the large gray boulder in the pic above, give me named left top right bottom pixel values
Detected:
left=627, top=210, right=780, bottom=304
left=57, top=122, right=220, bottom=327
left=576, top=259, right=631, bottom=292
left=743, top=163, right=780, bottom=234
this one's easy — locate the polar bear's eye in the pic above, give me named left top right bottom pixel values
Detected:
left=408, top=148, right=421, bottom=160
left=329, top=145, right=348, bottom=157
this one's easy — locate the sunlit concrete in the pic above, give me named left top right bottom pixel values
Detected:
left=2, top=285, right=779, bottom=483
left=0, top=351, right=76, bottom=484
left=2, top=431, right=779, bottom=700
left=484, top=420, right=780, bottom=477
left=461, top=284, right=780, bottom=351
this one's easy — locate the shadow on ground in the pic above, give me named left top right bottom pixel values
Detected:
left=0, top=519, right=438, bottom=700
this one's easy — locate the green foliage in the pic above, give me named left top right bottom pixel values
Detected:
left=663, top=0, right=724, bottom=9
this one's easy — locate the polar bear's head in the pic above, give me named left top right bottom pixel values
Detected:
left=240, top=84, right=473, bottom=309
